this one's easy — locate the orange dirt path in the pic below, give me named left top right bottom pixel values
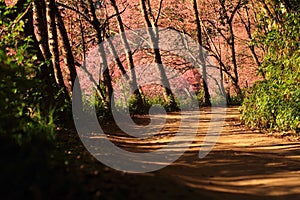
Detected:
left=75, top=106, right=300, bottom=199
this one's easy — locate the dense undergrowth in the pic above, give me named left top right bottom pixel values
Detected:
left=0, top=3, right=71, bottom=198
left=241, top=11, right=300, bottom=134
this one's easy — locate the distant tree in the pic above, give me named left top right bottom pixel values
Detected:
left=86, top=0, right=113, bottom=110
left=216, top=0, right=245, bottom=99
left=57, top=0, right=114, bottom=110
left=109, top=0, right=144, bottom=111
left=192, top=0, right=211, bottom=106
left=139, top=0, right=179, bottom=111
left=192, top=0, right=249, bottom=102
left=237, top=2, right=262, bottom=70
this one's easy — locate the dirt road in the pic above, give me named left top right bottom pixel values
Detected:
left=156, top=107, right=300, bottom=200
left=74, top=106, right=300, bottom=200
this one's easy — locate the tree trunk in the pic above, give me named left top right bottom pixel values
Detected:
left=55, top=5, right=77, bottom=95
left=140, top=0, right=178, bottom=111
left=32, top=0, right=51, bottom=61
left=238, top=6, right=262, bottom=75
left=228, top=22, right=241, bottom=97
left=219, top=0, right=243, bottom=99
left=45, top=0, right=64, bottom=87
left=45, top=0, right=70, bottom=102
left=192, top=0, right=211, bottom=106
left=32, top=0, right=58, bottom=107
left=87, top=0, right=113, bottom=110
left=109, top=0, right=144, bottom=111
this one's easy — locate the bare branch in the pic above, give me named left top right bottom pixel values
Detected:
left=229, top=0, right=242, bottom=23
left=154, top=0, right=164, bottom=26
left=56, top=2, right=93, bottom=24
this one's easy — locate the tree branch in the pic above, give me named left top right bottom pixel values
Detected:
left=154, top=0, right=163, bottom=26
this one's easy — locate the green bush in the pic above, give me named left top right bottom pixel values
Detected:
left=241, top=80, right=300, bottom=132
left=241, top=11, right=300, bottom=133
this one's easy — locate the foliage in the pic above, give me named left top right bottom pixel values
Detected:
left=94, top=94, right=113, bottom=119
left=0, top=2, right=56, bottom=144
left=145, top=95, right=173, bottom=112
left=227, top=92, right=244, bottom=106
left=0, top=4, right=79, bottom=198
left=241, top=8, right=300, bottom=133
left=112, top=91, right=203, bottom=116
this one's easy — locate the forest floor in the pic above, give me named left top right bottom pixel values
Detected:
left=59, top=106, right=300, bottom=200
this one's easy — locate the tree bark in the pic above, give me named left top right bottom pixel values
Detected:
left=109, top=0, right=144, bottom=110
left=192, top=0, right=211, bottom=106
left=32, top=0, right=57, bottom=98
left=219, top=0, right=243, bottom=98
left=55, top=5, right=77, bottom=94
left=45, top=0, right=62, bottom=86
left=32, top=0, right=51, bottom=61
left=140, top=0, right=178, bottom=110
left=87, top=0, right=113, bottom=109
left=238, top=5, right=263, bottom=76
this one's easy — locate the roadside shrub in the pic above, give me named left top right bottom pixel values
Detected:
left=241, top=11, right=300, bottom=133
